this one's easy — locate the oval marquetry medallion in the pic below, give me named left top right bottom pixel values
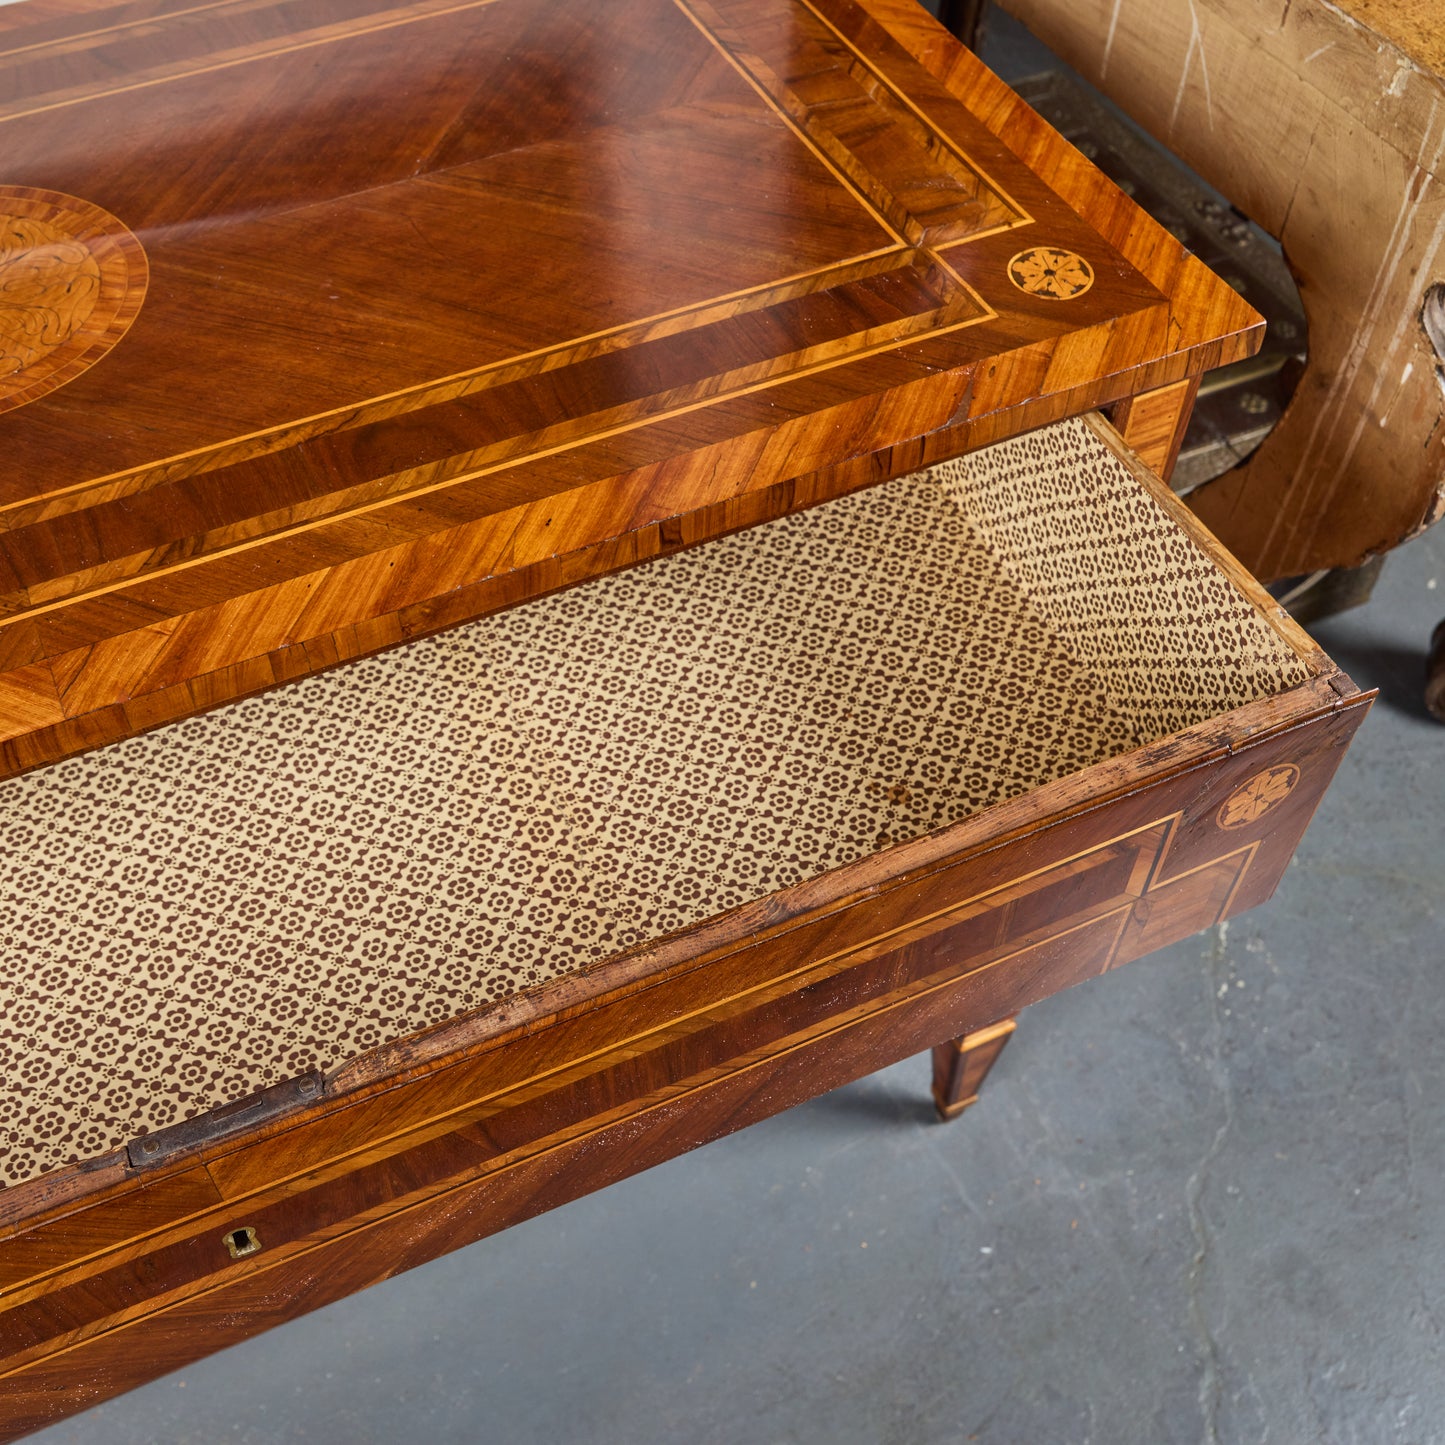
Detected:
left=1216, top=763, right=1300, bottom=830
left=0, top=186, right=147, bottom=414
left=1007, top=246, right=1094, bottom=301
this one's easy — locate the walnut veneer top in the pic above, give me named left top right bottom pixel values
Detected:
left=0, top=0, right=1260, bottom=777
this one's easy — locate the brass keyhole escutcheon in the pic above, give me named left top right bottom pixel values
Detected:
left=224, top=1225, right=262, bottom=1259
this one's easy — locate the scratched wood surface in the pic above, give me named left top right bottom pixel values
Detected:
left=0, top=0, right=1261, bottom=778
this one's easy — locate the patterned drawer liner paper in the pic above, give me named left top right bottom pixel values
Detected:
left=0, top=416, right=1310, bottom=1189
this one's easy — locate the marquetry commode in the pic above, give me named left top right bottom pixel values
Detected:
left=0, top=0, right=1369, bottom=1434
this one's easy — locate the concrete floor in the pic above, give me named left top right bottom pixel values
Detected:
left=27, top=506, right=1445, bottom=1445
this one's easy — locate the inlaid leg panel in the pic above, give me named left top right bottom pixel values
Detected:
left=930, top=1017, right=1017, bottom=1121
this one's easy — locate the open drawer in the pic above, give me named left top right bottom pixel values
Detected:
left=0, top=411, right=1369, bottom=1437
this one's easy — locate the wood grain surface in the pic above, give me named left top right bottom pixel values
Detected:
left=0, top=0, right=1338, bottom=1432
left=930, top=1017, right=1017, bottom=1119
left=0, top=0, right=1261, bottom=777
left=1110, top=376, right=1199, bottom=483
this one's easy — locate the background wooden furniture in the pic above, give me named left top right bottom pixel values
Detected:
left=990, top=0, right=1445, bottom=585
left=1427, top=617, right=1445, bottom=718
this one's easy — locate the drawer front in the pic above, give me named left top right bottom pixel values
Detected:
left=0, top=741, right=1326, bottom=1339
left=0, top=916, right=1137, bottom=1440
left=1, top=692, right=1365, bottom=1321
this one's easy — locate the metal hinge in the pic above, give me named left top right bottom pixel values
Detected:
left=126, top=1071, right=324, bottom=1171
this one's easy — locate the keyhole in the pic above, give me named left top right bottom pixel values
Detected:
left=224, top=1225, right=261, bottom=1259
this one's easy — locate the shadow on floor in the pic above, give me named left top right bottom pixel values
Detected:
left=1304, top=633, right=1438, bottom=725
left=803, top=1076, right=941, bottom=1130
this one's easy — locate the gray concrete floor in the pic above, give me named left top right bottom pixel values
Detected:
left=28, top=523, right=1445, bottom=1445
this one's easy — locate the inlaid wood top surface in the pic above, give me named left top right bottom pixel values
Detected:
left=0, top=0, right=1261, bottom=776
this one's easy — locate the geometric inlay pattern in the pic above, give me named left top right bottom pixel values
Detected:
left=1217, top=763, right=1301, bottom=830
left=1007, top=245, right=1095, bottom=300
left=0, top=416, right=1310, bottom=1189
left=0, top=186, right=147, bottom=414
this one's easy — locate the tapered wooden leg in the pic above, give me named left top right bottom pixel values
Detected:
left=930, top=1018, right=1017, bottom=1121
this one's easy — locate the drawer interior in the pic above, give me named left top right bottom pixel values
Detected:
left=0, top=415, right=1314, bottom=1193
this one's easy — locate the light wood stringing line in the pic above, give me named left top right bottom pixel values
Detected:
left=0, top=0, right=512, bottom=125
left=673, top=0, right=909, bottom=246
left=0, top=0, right=243, bottom=61
left=4, top=811, right=1193, bottom=1298
left=796, top=0, right=1034, bottom=231
left=677, top=0, right=1027, bottom=250
left=0, top=307, right=999, bottom=634
left=3, top=815, right=1183, bottom=1295
left=0, top=244, right=918, bottom=527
